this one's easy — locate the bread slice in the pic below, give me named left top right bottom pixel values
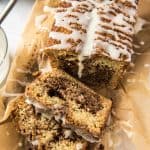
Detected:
left=12, top=96, right=87, bottom=150
left=12, top=96, right=59, bottom=145
left=38, top=0, right=139, bottom=88
left=25, top=69, right=112, bottom=142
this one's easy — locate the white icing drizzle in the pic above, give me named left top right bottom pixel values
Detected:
left=64, top=129, right=72, bottom=138
left=61, top=116, right=66, bottom=124
left=54, top=114, right=62, bottom=122
left=78, top=55, right=84, bottom=78
left=48, top=1, right=93, bottom=50
left=31, top=140, right=39, bottom=146
left=76, top=143, right=83, bottom=150
left=25, top=98, right=46, bottom=110
left=43, top=5, right=56, bottom=14
left=35, top=14, right=50, bottom=32
left=38, top=0, right=138, bottom=77
left=87, top=0, right=100, bottom=6
left=84, top=9, right=99, bottom=55
left=93, top=0, right=137, bottom=61
left=78, top=8, right=99, bottom=77
left=40, top=62, right=52, bottom=74
left=35, top=14, right=47, bottom=28
left=39, top=60, right=52, bottom=74
left=134, top=17, right=149, bottom=34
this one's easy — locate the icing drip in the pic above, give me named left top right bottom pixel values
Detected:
left=31, top=140, right=39, bottom=146
left=38, top=0, right=138, bottom=77
left=40, top=61, right=52, bottom=74
left=134, top=17, right=149, bottom=34
left=78, top=55, right=84, bottom=78
left=43, top=6, right=55, bottom=14
left=76, top=143, right=83, bottom=150
left=35, top=14, right=47, bottom=30
left=35, top=14, right=50, bottom=32
left=64, top=129, right=72, bottom=138
left=82, top=8, right=99, bottom=56
left=78, top=8, right=99, bottom=77
left=39, top=55, right=53, bottom=74
left=25, top=98, right=46, bottom=110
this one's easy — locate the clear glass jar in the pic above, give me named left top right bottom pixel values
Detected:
left=0, top=27, right=10, bottom=88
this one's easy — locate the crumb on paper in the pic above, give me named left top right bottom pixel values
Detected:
left=18, top=142, right=23, bottom=147
left=144, top=64, right=150, bottom=68
left=130, top=62, right=135, bottom=68
left=140, top=41, right=145, bottom=45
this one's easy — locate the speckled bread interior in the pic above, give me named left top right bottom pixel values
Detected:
left=25, top=69, right=112, bottom=142
left=55, top=50, right=128, bottom=88
left=12, top=96, right=88, bottom=150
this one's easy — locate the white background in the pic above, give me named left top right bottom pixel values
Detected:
left=0, top=0, right=34, bottom=58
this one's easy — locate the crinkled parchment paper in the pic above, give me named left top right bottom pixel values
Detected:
left=103, top=0, right=150, bottom=149
left=0, top=0, right=150, bottom=149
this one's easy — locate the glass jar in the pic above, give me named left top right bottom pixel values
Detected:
left=0, top=27, right=10, bottom=88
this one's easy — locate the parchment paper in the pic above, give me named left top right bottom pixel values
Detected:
left=103, top=0, right=150, bottom=149
left=0, top=0, right=150, bottom=149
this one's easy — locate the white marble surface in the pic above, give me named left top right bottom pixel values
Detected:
left=0, top=0, right=34, bottom=58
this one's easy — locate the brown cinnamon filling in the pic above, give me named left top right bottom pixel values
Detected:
left=41, top=76, right=102, bottom=114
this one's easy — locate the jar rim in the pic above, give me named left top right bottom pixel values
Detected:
left=0, top=27, right=8, bottom=66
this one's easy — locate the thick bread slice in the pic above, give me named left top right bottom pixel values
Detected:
left=12, top=96, right=87, bottom=150
left=25, top=69, right=112, bottom=142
